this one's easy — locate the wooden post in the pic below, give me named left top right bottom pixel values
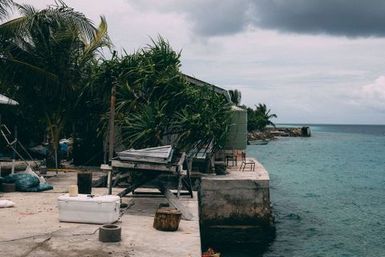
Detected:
left=108, top=84, right=116, bottom=162
left=107, top=83, right=116, bottom=195
left=158, top=185, right=194, bottom=221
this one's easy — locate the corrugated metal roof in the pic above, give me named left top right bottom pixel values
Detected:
left=183, top=74, right=231, bottom=102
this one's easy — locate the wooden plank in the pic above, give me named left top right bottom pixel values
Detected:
left=117, top=148, right=174, bottom=163
left=111, top=160, right=177, bottom=173
left=177, top=152, right=186, bottom=166
left=133, top=145, right=172, bottom=152
left=118, top=145, right=172, bottom=156
left=182, top=177, right=193, bottom=198
left=118, top=151, right=170, bottom=157
left=117, top=171, right=161, bottom=197
left=117, top=156, right=170, bottom=164
left=159, top=185, right=194, bottom=221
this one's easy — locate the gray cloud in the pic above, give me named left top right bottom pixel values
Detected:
left=183, top=0, right=251, bottom=36
left=164, top=0, right=385, bottom=37
left=130, top=0, right=252, bottom=36
left=252, top=0, right=385, bottom=37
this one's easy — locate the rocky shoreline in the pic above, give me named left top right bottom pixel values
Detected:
left=248, top=126, right=311, bottom=142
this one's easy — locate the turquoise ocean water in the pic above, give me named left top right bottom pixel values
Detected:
left=246, top=125, right=385, bottom=257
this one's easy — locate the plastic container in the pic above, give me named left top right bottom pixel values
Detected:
left=57, top=194, right=120, bottom=224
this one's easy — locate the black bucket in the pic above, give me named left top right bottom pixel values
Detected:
left=77, top=172, right=92, bottom=194
left=99, top=224, right=121, bottom=242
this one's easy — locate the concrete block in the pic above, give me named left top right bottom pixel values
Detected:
left=199, top=164, right=272, bottom=225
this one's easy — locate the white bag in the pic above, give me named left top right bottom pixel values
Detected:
left=24, top=165, right=46, bottom=183
left=0, top=200, right=15, bottom=208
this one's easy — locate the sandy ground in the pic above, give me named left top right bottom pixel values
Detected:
left=0, top=172, right=201, bottom=257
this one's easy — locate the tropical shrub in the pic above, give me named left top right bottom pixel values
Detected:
left=91, top=37, right=232, bottom=154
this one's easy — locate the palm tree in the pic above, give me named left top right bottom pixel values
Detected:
left=0, top=1, right=111, bottom=167
left=229, top=89, right=242, bottom=106
left=255, top=103, right=277, bottom=130
left=0, top=0, right=13, bottom=20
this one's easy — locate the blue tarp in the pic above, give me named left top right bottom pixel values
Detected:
left=3, top=173, right=53, bottom=192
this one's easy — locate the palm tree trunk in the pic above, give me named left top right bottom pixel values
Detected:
left=46, top=115, right=63, bottom=170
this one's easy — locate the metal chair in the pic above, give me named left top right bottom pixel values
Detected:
left=239, top=152, right=255, bottom=171
left=225, top=150, right=237, bottom=167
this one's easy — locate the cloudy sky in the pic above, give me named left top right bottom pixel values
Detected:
left=14, top=0, right=385, bottom=124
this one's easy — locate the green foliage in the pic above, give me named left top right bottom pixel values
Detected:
left=0, top=1, right=231, bottom=164
left=91, top=37, right=232, bottom=153
left=0, top=1, right=110, bottom=166
left=173, top=86, right=231, bottom=152
left=120, top=101, right=167, bottom=148
left=247, top=103, right=277, bottom=131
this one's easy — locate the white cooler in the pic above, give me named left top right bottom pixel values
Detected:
left=57, top=194, right=120, bottom=224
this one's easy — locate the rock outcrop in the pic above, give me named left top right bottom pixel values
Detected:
left=248, top=126, right=311, bottom=141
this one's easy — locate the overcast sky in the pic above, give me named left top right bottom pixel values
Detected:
left=14, top=0, right=385, bottom=124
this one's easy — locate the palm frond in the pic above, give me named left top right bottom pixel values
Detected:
left=0, top=55, right=58, bottom=81
left=48, top=1, right=96, bottom=41
left=16, top=3, right=37, bottom=17
left=81, top=16, right=111, bottom=64
left=0, top=0, right=13, bottom=20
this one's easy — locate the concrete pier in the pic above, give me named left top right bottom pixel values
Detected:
left=0, top=172, right=201, bottom=257
left=0, top=157, right=274, bottom=255
left=199, top=158, right=275, bottom=248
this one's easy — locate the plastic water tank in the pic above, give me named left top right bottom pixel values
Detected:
left=224, top=105, right=247, bottom=150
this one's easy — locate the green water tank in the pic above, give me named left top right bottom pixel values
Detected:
left=224, top=106, right=247, bottom=150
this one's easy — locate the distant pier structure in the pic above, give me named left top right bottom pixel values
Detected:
left=302, top=126, right=311, bottom=137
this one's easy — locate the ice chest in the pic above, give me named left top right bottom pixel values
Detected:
left=58, top=194, right=120, bottom=224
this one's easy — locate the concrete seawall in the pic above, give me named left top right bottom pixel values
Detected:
left=199, top=158, right=275, bottom=251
